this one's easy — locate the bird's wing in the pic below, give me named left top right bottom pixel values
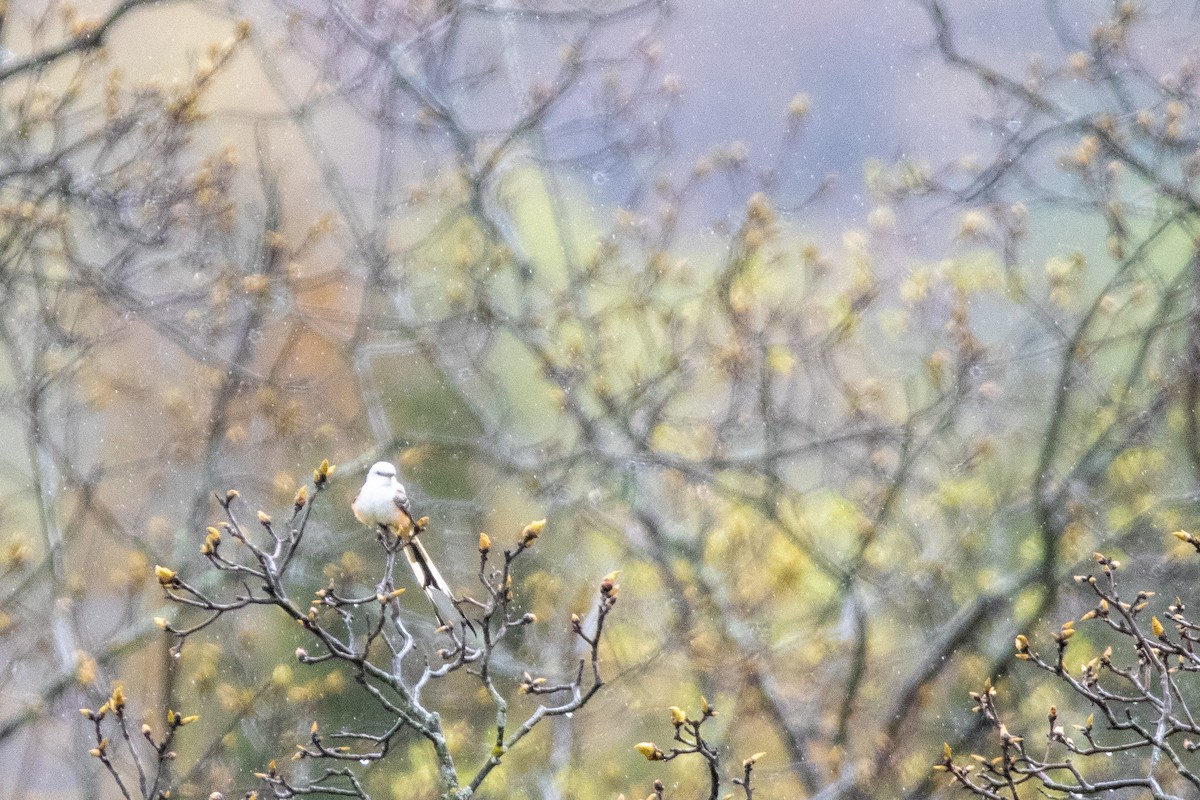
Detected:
left=392, top=484, right=415, bottom=522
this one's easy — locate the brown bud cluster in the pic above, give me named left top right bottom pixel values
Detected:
left=600, top=570, right=620, bottom=607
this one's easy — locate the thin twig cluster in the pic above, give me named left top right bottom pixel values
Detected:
left=632, top=697, right=765, bottom=800
left=937, top=547, right=1200, bottom=799
left=107, top=458, right=618, bottom=799
left=82, top=684, right=198, bottom=800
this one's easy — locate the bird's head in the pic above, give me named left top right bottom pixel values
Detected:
left=367, top=461, right=399, bottom=484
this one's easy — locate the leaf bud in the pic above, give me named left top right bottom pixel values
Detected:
left=634, top=742, right=663, bottom=761
left=600, top=571, right=620, bottom=595
left=521, top=519, right=546, bottom=545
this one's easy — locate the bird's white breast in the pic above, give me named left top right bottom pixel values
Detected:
left=355, top=483, right=400, bottom=524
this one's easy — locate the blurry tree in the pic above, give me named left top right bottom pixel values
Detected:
left=0, top=1, right=381, bottom=795
left=0, top=3, right=261, bottom=793
left=901, top=1, right=1200, bottom=796
left=9, top=0, right=1200, bottom=798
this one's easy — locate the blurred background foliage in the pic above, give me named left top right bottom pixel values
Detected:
left=5, top=0, right=1200, bottom=798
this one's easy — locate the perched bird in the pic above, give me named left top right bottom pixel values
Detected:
left=352, top=461, right=471, bottom=633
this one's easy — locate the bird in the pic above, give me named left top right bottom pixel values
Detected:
left=351, top=461, right=472, bottom=633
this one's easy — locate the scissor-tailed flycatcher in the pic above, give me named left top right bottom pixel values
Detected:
left=352, top=461, right=471, bottom=633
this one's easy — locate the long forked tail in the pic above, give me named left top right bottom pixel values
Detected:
left=402, top=537, right=476, bottom=635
